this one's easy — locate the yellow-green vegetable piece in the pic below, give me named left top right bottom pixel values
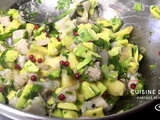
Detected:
left=150, top=5, right=160, bottom=19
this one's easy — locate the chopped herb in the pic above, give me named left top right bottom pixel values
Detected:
left=93, top=39, right=111, bottom=49
left=0, top=50, right=9, bottom=68
left=123, top=104, right=133, bottom=111
left=52, top=92, right=58, bottom=99
left=93, top=113, right=97, bottom=116
left=149, top=32, right=153, bottom=36
left=52, top=9, right=75, bottom=20
left=66, top=67, right=73, bottom=76
left=37, top=0, right=42, bottom=4
left=24, top=84, right=42, bottom=100
left=81, top=73, right=89, bottom=82
left=73, top=27, right=78, bottom=32
left=149, top=65, right=156, bottom=70
left=133, top=3, right=142, bottom=12
left=28, top=12, right=38, bottom=17
left=123, top=34, right=130, bottom=39
left=56, top=0, right=72, bottom=10
left=75, top=100, right=82, bottom=106
left=65, top=91, right=73, bottom=95
left=48, top=74, right=54, bottom=80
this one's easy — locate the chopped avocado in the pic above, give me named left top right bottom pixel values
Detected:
left=74, top=46, right=101, bottom=58
left=0, top=92, right=6, bottom=104
left=78, top=28, right=99, bottom=42
left=108, top=47, right=121, bottom=57
left=80, top=81, right=100, bottom=100
left=7, top=90, right=16, bottom=101
left=97, top=19, right=111, bottom=27
left=150, top=5, right=160, bottom=19
left=50, top=70, right=61, bottom=78
left=88, top=0, right=98, bottom=15
left=104, top=80, right=125, bottom=96
left=82, top=42, right=97, bottom=52
left=52, top=109, right=63, bottom=118
left=57, top=102, right=79, bottom=111
left=76, top=56, right=92, bottom=70
left=82, top=107, right=105, bottom=118
left=110, top=17, right=123, bottom=32
left=114, top=26, right=133, bottom=38
left=133, top=3, right=142, bottom=12
left=68, top=52, right=79, bottom=70
left=62, top=110, right=78, bottom=119
left=61, top=69, right=77, bottom=87
left=35, top=32, right=47, bottom=40
left=24, top=60, right=39, bottom=73
left=5, top=19, right=21, bottom=33
left=116, top=39, right=128, bottom=47
left=107, top=71, right=118, bottom=82
left=0, top=24, right=4, bottom=35
left=101, top=64, right=109, bottom=78
left=33, top=25, right=45, bottom=37
left=47, top=42, right=61, bottom=56
left=20, top=68, right=28, bottom=75
left=97, top=28, right=114, bottom=41
left=7, top=9, right=19, bottom=19
left=44, top=57, right=60, bottom=69
left=96, top=81, right=107, bottom=96
left=5, top=50, right=18, bottom=62
left=47, top=97, right=55, bottom=105
left=15, top=84, right=33, bottom=109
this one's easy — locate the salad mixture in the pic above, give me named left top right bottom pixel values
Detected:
left=0, top=0, right=145, bottom=119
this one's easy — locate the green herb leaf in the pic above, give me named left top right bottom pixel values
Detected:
left=52, top=92, right=58, bottom=99
left=56, top=0, right=72, bottom=10
left=133, top=3, right=142, bottom=12
left=37, top=0, right=42, bottom=4
left=149, top=65, right=156, bottom=70
left=0, top=50, right=9, bottom=68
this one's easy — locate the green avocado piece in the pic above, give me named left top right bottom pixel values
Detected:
left=5, top=50, right=18, bottom=63
left=50, top=70, right=61, bottom=78
left=74, top=46, right=101, bottom=58
left=80, top=81, right=100, bottom=100
left=82, top=42, right=97, bottom=52
left=24, top=60, right=39, bottom=73
left=62, top=110, right=78, bottom=119
left=150, top=5, right=160, bottom=19
left=78, top=28, right=98, bottom=42
left=110, top=18, right=123, bottom=32
left=15, top=84, right=33, bottom=109
left=101, top=64, right=109, bottom=78
left=33, top=25, right=45, bottom=37
left=82, top=107, right=105, bottom=118
left=76, top=56, right=92, bottom=70
left=0, top=92, right=6, bottom=104
left=52, top=109, right=63, bottom=118
left=57, top=103, right=79, bottom=111
left=47, top=42, right=61, bottom=56
left=96, top=81, right=107, bottom=96
left=7, top=9, right=19, bottom=19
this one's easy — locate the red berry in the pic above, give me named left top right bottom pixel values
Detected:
left=30, top=75, right=37, bottom=81
left=75, top=73, right=81, bottom=79
left=102, top=92, right=107, bottom=98
left=158, top=51, right=160, bottom=55
left=15, top=64, right=21, bottom=70
left=34, top=25, right=39, bottom=29
left=59, top=60, right=65, bottom=66
left=130, top=83, right=136, bottom=89
left=0, top=88, right=3, bottom=92
left=88, top=40, right=93, bottom=42
left=31, top=58, right=36, bottom=62
left=29, top=55, right=34, bottom=60
left=46, top=33, right=49, bottom=38
left=57, top=38, right=61, bottom=42
left=73, top=31, right=78, bottom=36
left=64, top=61, right=70, bottom=67
left=58, top=94, right=65, bottom=100
left=38, top=58, right=43, bottom=63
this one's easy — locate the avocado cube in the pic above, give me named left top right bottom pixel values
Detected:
left=26, top=23, right=35, bottom=33
left=76, top=56, right=92, bottom=70
left=96, top=81, right=107, bottom=96
left=7, top=9, right=19, bottom=19
left=82, top=107, right=105, bottom=118
left=47, top=42, right=61, bottom=56
left=0, top=92, right=6, bottom=104
left=101, top=64, right=109, bottom=78
left=15, top=84, right=33, bottom=109
left=57, top=103, right=79, bottom=111
left=97, top=20, right=111, bottom=27
left=47, top=97, right=55, bottom=105
left=114, top=26, right=133, bottom=38
left=5, top=50, right=18, bottom=63
left=62, top=110, right=78, bottom=119
left=82, top=42, right=97, bottom=52
left=24, top=60, right=39, bottom=73
left=110, top=18, right=123, bottom=32
left=150, top=5, right=160, bottom=19
left=81, top=81, right=100, bottom=100
left=7, top=90, right=16, bottom=101
left=52, top=109, right=63, bottom=118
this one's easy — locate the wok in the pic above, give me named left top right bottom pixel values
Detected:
left=0, top=0, right=160, bottom=119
